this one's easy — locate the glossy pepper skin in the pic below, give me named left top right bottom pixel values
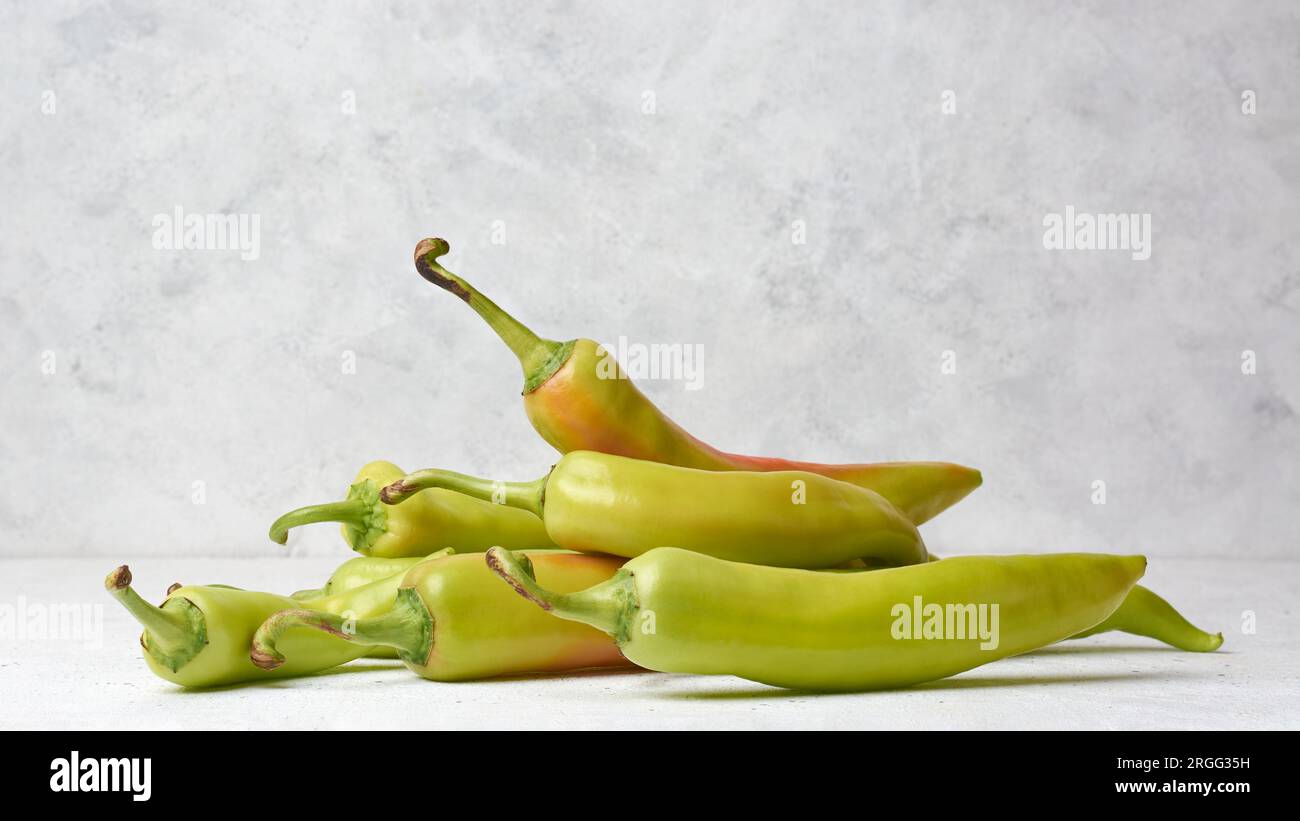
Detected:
left=1071, top=584, right=1223, bottom=651
left=268, top=459, right=556, bottom=557
left=286, top=552, right=455, bottom=658
left=913, top=556, right=1223, bottom=653
left=104, top=549, right=452, bottom=688
left=411, top=238, right=980, bottom=527
left=383, top=450, right=927, bottom=569
left=290, top=554, right=427, bottom=600
left=487, top=547, right=1146, bottom=691
left=251, top=551, right=631, bottom=681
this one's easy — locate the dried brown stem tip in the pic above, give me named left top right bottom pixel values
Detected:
left=412, top=237, right=470, bottom=301
left=379, top=481, right=409, bottom=504
left=413, top=237, right=450, bottom=263
left=249, top=646, right=284, bottom=671
left=484, top=548, right=551, bottom=611
left=105, top=565, right=133, bottom=591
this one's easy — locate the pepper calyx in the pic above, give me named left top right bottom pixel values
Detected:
left=343, top=480, right=388, bottom=554
left=144, top=597, right=207, bottom=673
left=522, top=339, right=576, bottom=395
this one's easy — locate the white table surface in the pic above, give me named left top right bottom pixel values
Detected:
left=1, top=556, right=1295, bottom=730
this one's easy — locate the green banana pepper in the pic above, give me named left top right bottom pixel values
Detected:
left=269, top=460, right=556, bottom=557
left=383, top=451, right=926, bottom=569
left=486, top=547, right=1146, bottom=691
left=105, top=549, right=452, bottom=688
left=251, top=551, right=632, bottom=681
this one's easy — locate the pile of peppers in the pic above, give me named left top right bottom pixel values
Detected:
left=108, top=238, right=1223, bottom=692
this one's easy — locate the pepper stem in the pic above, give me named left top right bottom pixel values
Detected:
left=267, top=499, right=372, bottom=545
left=104, top=565, right=206, bottom=672
left=413, top=238, right=575, bottom=393
left=381, top=469, right=547, bottom=518
left=484, top=547, right=635, bottom=642
left=250, top=588, right=432, bottom=670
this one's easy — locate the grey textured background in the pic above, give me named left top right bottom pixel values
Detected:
left=1, top=1, right=1297, bottom=559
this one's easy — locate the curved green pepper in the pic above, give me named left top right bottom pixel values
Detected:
left=486, top=547, right=1146, bottom=691
left=105, top=548, right=452, bottom=688
left=268, top=460, right=556, bottom=557
left=251, top=551, right=632, bottom=681
left=1071, top=584, right=1223, bottom=651
left=410, top=238, right=981, bottom=526
left=383, top=451, right=927, bottom=569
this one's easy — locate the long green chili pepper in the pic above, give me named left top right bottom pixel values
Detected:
left=486, top=547, right=1146, bottom=691
left=410, top=238, right=980, bottom=527
left=105, top=549, right=453, bottom=688
left=268, top=459, right=556, bottom=557
left=383, top=450, right=927, bottom=569
left=251, top=551, right=632, bottom=681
